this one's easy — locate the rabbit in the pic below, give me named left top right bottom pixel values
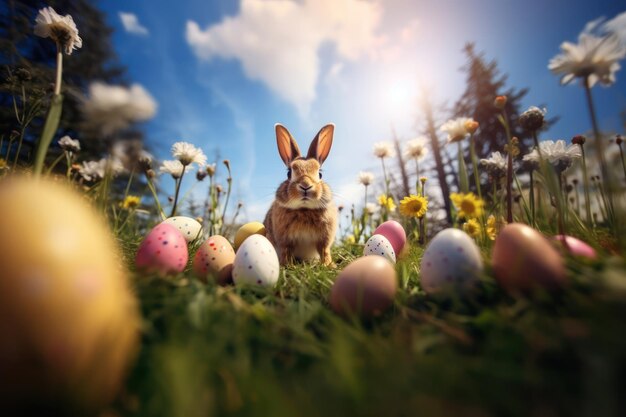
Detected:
left=264, top=123, right=337, bottom=266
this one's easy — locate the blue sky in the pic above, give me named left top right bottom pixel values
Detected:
left=99, top=0, right=625, bottom=221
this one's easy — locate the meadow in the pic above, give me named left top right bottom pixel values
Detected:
left=1, top=5, right=626, bottom=417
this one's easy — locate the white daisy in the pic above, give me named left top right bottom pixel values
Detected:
left=523, top=140, right=582, bottom=171
left=440, top=117, right=474, bottom=143
left=34, top=7, right=82, bottom=55
left=82, top=82, right=157, bottom=136
left=480, top=151, right=507, bottom=176
left=58, top=135, right=80, bottom=153
left=78, top=158, right=123, bottom=181
left=358, top=171, right=374, bottom=186
left=365, top=202, right=379, bottom=215
left=373, top=142, right=395, bottom=159
left=404, top=137, right=428, bottom=160
left=548, top=33, right=626, bottom=87
left=171, top=142, right=207, bottom=166
left=160, top=160, right=193, bottom=179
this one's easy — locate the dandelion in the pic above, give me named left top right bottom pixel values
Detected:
left=450, top=192, right=484, bottom=219
left=58, top=135, right=80, bottom=153
left=121, top=195, right=141, bottom=210
left=440, top=117, right=474, bottom=143
left=358, top=171, right=374, bottom=186
left=399, top=195, right=428, bottom=219
left=373, top=142, right=395, bottom=159
left=378, top=194, right=396, bottom=212
left=172, top=142, right=206, bottom=167
left=34, top=7, right=82, bottom=55
left=486, top=215, right=498, bottom=240
left=82, top=82, right=157, bottom=136
left=462, top=218, right=481, bottom=238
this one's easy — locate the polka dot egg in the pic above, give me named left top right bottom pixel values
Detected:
left=420, top=228, right=483, bottom=295
left=232, top=235, right=279, bottom=286
left=193, top=235, right=235, bottom=285
left=363, top=234, right=396, bottom=264
left=136, top=223, right=189, bottom=275
left=161, top=216, right=202, bottom=243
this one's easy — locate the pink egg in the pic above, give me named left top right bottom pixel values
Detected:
left=553, top=235, right=597, bottom=260
left=136, top=223, right=189, bottom=275
left=373, top=220, right=406, bottom=255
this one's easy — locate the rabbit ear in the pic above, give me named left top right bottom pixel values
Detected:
left=307, top=124, right=334, bottom=165
left=275, top=124, right=301, bottom=166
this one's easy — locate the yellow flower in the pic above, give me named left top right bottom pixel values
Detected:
left=462, top=218, right=481, bottom=238
left=450, top=192, right=484, bottom=219
left=486, top=215, right=498, bottom=240
left=419, top=176, right=427, bottom=184
left=0, top=158, right=8, bottom=170
left=378, top=194, right=396, bottom=212
left=121, top=195, right=141, bottom=210
left=399, top=195, right=428, bottom=218
left=345, top=235, right=356, bottom=244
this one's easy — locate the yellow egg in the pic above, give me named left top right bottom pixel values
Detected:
left=234, top=221, right=266, bottom=250
left=0, top=176, right=139, bottom=413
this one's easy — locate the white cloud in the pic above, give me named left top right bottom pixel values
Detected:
left=185, top=0, right=382, bottom=116
left=119, top=12, right=149, bottom=36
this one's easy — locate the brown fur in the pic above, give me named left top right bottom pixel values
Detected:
left=264, top=125, right=337, bottom=266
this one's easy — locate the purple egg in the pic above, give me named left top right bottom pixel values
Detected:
left=553, top=235, right=597, bottom=260
left=373, top=220, right=406, bottom=255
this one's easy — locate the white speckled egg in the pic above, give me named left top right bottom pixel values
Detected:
left=363, top=234, right=396, bottom=264
left=161, top=216, right=202, bottom=242
left=232, top=235, right=279, bottom=286
left=420, top=228, right=483, bottom=295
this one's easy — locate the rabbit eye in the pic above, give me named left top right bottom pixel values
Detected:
left=287, top=169, right=292, bottom=179
left=318, top=171, right=323, bottom=179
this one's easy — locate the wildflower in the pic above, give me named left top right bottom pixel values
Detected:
left=216, top=184, right=224, bottom=194
left=58, top=135, right=80, bottom=153
left=450, top=192, right=484, bottom=219
left=464, top=120, right=479, bottom=135
left=440, top=117, right=475, bottom=143
left=494, top=95, right=507, bottom=109
left=121, top=195, right=141, bottom=210
left=160, top=160, right=192, bottom=179
left=358, top=171, right=374, bottom=186
left=0, top=158, right=8, bottom=171
left=78, top=159, right=106, bottom=181
left=399, top=195, right=428, bottom=218
left=345, top=235, right=356, bottom=244
left=206, top=163, right=216, bottom=177
left=171, top=142, right=206, bottom=167
left=572, top=135, right=586, bottom=145
left=486, top=215, right=498, bottom=240
left=196, top=170, right=207, bottom=181
left=365, top=202, right=379, bottom=215
left=378, top=194, right=396, bottom=212
left=404, top=137, right=428, bottom=160
left=373, top=142, right=395, bottom=159
left=82, top=82, right=157, bottom=136
left=548, top=33, right=626, bottom=87
left=419, top=176, right=427, bottom=184
left=519, top=106, right=547, bottom=131
left=223, top=159, right=231, bottom=169
left=34, top=7, right=82, bottom=55
left=480, top=151, right=507, bottom=176
left=616, top=134, right=623, bottom=145
left=462, top=218, right=481, bottom=238
left=522, top=139, right=582, bottom=171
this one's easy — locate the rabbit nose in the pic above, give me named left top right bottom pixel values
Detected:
left=299, top=184, right=313, bottom=192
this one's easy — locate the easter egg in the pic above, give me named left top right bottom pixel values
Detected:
left=234, top=221, right=266, bottom=250
left=136, top=223, right=189, bottom=275
left=330, top=256, right=397, bottom=317
left=420, top=228, right=483, bottom=295
left=492, top=223, right=566, bottom=292
left=553, top=235, right=597, bottom=260
left=373, top=220, right=406, bottom=255
left=161, top=216, right=202, bottom=242
left=0, top=176, right=139, bottom=413
left=363, top=234, right=396, bottom=263
left=193, top=235, right=235, bottom=285
left=232, top=235, right=279, bottom=286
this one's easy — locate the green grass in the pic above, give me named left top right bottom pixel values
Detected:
left=114, top=237, right=626, bottom=417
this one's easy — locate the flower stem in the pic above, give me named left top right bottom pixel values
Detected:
left=55, top=45, right=63, bottom=96
left=170, top=166, right=186, bottom=217
left=469, top=135, right=481, bottom=199
left=457, top=141, right=469, bottom=193
left=579, top=145, right=592, bottom=225
left=619, top=144, right=626, bottom=183
left=506, top=151, right=513, bottom=223
left=529, top=169, right=535, bottom=227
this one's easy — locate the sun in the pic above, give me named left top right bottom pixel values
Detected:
left=381, top=76, right=417, bottom=121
